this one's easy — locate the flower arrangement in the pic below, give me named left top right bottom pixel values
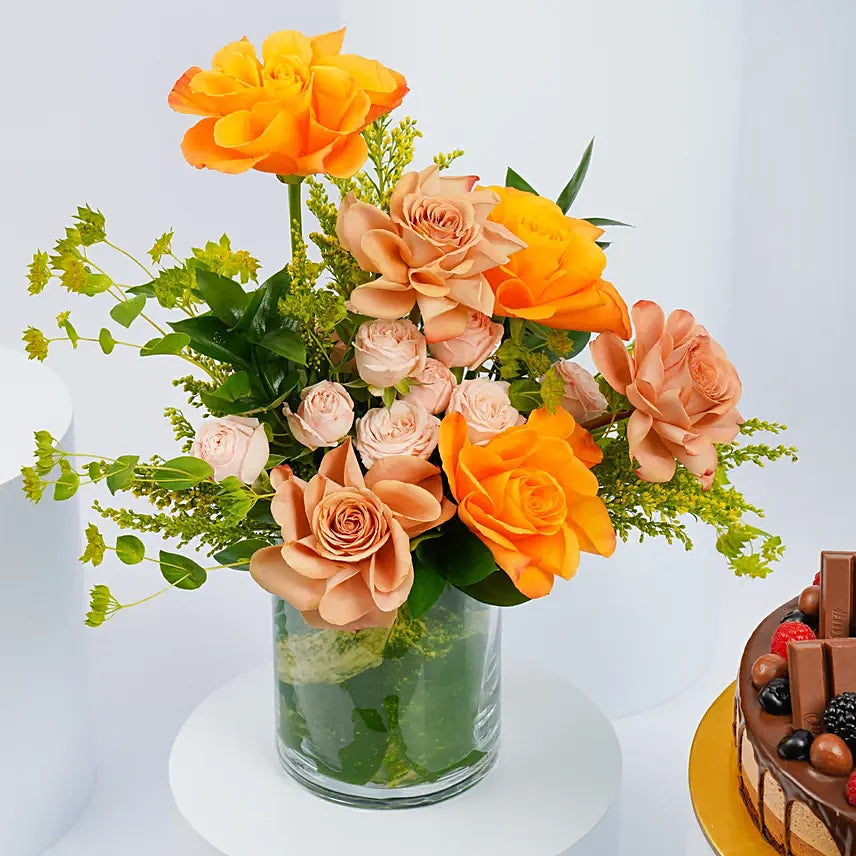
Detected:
left=21, top=25, right=796, bottom=632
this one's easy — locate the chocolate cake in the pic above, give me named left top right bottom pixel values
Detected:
left=736, top=551, right=856, bottom=855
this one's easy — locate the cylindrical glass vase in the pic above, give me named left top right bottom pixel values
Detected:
left=272, top=586, right=501, bottom=808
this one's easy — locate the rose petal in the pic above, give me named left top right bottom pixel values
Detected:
left=250, top=545, right=325, bottom=610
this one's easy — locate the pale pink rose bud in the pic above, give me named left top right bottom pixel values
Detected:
left=553, top=360, right=608, bottom=425
left=447, top=379, right=525, bottom=445
left=429, top=310, right=504, bottom=369
left=190, top=415, right=269, bottom=484
left=284, top=381, right=355, bottom=450
left=402, top=358, right=457, bottom=415
left=355, top=401, right=441, bottom=468
left=354, top=319, right=427, bottom=389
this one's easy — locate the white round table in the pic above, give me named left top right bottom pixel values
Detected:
left=169, top=662, right=622, bottom=856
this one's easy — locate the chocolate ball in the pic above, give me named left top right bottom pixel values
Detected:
left=810, top=733, right=853, bottom=776
left=752, top=653, right=788, bottom=689
left=799, top=585, right=821, bottom=618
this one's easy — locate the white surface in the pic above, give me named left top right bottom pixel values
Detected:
left=0, top=349, right=95, bottom=855
left=0, top=1, right=851, bottom=855
left=169, top=663, right=621, bottom=856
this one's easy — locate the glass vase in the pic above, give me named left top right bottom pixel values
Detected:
left=271, top=585, right=501, bottom=808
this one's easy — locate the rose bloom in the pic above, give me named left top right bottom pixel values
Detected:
left=401, top=358, right=456, bottom=414
left=250, top=440, right=454, bottom=630
left=354, top=319, right=427, bottom=389
left=483, top=187, right=631, bottom=338
left=355, top=401, right=441, bottom=468
left=447, top=379, right=524, bottom=445
left=168, top=28, right=407, bottom=177
left=591, top=300, right=743, bottom=488
left=429, top=310, right=504, bottom=370
left=440, top=408, right=615, bottom=598
left=284, top=381, right=354, bottom=449
left=337, top=165, right=525, bottom=342
left=190, top=415, right=269, bottom=484
left=553, top=360, right=608, bottom=425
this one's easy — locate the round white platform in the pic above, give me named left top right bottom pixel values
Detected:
left=169, top=662, right=622, bottom=856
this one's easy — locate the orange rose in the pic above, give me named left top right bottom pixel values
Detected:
left=439, top=407, right=615, bottom=599
left=168, top=28, right=407, bottom=177
left=483, top=187, right=631, bottom=339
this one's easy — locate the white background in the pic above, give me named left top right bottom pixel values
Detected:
left=1, top=1, right=854, bottom=854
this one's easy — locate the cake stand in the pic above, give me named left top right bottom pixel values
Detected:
left=689, top=682, right=777, bottom=854
left=169, top=661, right=622, bottom=856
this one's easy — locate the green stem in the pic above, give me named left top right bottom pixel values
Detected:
left=104, top=240, right=155, bottom=280
left=287, top=179, right=303, bottom=257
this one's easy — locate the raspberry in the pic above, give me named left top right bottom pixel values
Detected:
left=814, top=572, right=821, bottom=586
left=771, top=621, right=816, bottom=658
left=847, top=770, right=856, bottom=807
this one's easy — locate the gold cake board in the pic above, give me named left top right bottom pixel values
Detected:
left=689, top=682, right=777, bottom=854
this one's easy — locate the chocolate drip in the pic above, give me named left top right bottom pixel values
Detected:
left=737, top=598, right=856, bottom=855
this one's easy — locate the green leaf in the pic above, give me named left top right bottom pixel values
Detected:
left=215, top=371, right=251, bottom=402
left=169, top=315, right=251, bottom=366
left=53, top=462, right=80, bottom=501
left=596, top=241, right=611, bottom=250
left=382, top=386, right=396, bottom=408
left=159, top=550, right=207, bottom=590
left=59, top=317, right=79, bottom=347
left=249, top=267, right=292, bottom=341
left=508, top=378, right=543, bottom=413
left=213, top=538, right=270, bottom=571
left=115, top=534, right=145, bottom=565
left=431, top=518, right=497, bottom=587
left=195, top=269, right=250, bottom=326
left=106, top=454, right=138, bottom=494
left=457, top=569, right=531, bottom=607
left=407, top=561, right=446, bottom=619
left=585, top=217, right=633, bottom=228
left=556, top=138, right=594, bottom=213
left=258, top=329, right=306, bottom=365
left=230, top=287, right=265, bottom=334
left=151, top=456, right=213, bottom=491
left=109, top=295, right=147, bottom=328
left=505, top=167, right=538, bottom=195
left=81, top=273, right=112, bottom=296
left=393, top=378, right=412, bottom=395
left=98, top=327, right=115, bottom=354
left=140, top=332, right=191, bottom=357
left=125, top=282, right=156, bottom=298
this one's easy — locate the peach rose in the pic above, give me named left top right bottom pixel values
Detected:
left=168, top=28, right=407, bottom=177
left=250, top=440, right=455, bottom=630
left=354, top=319, right=427, bottom=390
left=337, top=165, right=526, bottom=342
left=190, top=415, right=269, bottom=484
left=401, top=358, right=456, bottom=414
left=355, top=401, right=441, bottom=468
left=284, top=381, right=354, bottom=449
left=447, top=379, right=524, bottom=445
left=429, top=310, right=504, bottom=369
left=484, top=187, right=631, bottom=338
left=553, top=360, right=608, bottom=425
left=590, top=300, right=742, bottom=488
left=440, top=408, right=615, bottom=598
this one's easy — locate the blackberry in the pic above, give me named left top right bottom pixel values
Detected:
left=824, top=693, right=856, bottom=753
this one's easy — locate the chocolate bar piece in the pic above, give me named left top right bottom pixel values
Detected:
left=825, top=638, right=856, bottom=695
left=819, top=551, right=856, bottom=638
left=788, top=639, right=829, bottom=734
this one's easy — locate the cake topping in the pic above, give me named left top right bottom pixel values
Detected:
left=778, top=729, right=814, bottom=761
left=847, top=770, right=856, bottom=806
left=751, top=653, right=788, bottom=689
left=824, top=692, right=856, bottom=754
left=810, top=733, right=854, bottom=777
left=825, top=639, right=856, bottom=696
left=759, top=677, right=792, bottom=715
left=771, top=621, right=817, bottom=659
left=819, top=551, right=856, bottom=638
left=788, top=639, right=828, bottom=734
left=799, top=585, right=821, bottom=619
left=814, top=571, right=822, bottom=586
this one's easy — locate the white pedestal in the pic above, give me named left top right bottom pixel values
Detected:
left=169, top=662, right=622, bottom=856
left=0, top=348, right=95, bottom=855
